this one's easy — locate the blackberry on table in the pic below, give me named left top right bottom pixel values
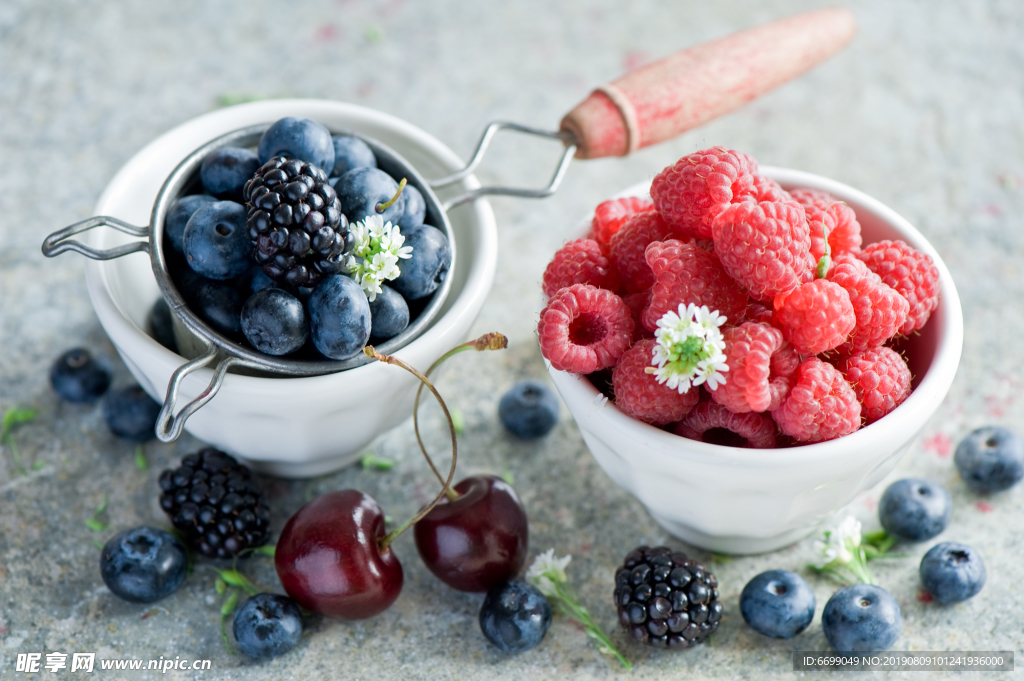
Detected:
left=613, top=545, right=723, bottom=649
left=244, top=156, right=350, bottom=288
left=158, top=448, right=271, bottom=559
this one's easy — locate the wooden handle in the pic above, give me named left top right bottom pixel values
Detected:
left=560, top=7, right=856, bottom=159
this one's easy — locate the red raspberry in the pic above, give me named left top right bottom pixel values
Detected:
left=651, top=148, right=757, bottom=239
left=748, top=175, right=792, bottom=203
left=791, top=188, right=863, bottom=262
left=827, top=254, right=909, bottom=354
left=542, top=239, right=621, bottom=297
left=641, top=240, right=748, bottom=331
left=710, top=322, right=794, bottom=413
left=712, top=200, right=814, bottom=302
left=613, top=339, right=700, bottom=425
left=771, top=357, right=861, bottom=443
left=743, top=300, right=776, bottom=325
left=538, top=284, right=634, bottom=374
left=590, top=196, right=654, bottom=247
left=608, top=210, right=680, bottom=293
left=858, top=240, right=940, bottom=334
left=773, top=279, right=856, bottom=355
left=835, top=347, right=912, bottom=424
left=674, top=401, right=777, bottom=449
left=621, top=290, right=654, bottom=343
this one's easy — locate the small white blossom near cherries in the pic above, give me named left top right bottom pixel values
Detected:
left=814, top=515, right=862, bottom=567
left=525, top=548, right=571, bottom=598
left=646, top=303, right=729, bottom=394
left=344, top=215, right=413, bottom=301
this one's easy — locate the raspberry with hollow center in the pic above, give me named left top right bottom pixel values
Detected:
left=608, top=211, right=681, bottom=293
left=642, top=240, right=748, bottom=332
left=771, top=357, right=861, bottom=443
left=773, top=279, right=856, bottom=355
left=612, top=339, right=700, bottom=425
left=542, top=239, right=620, bottom=297
left=651, top=148, right=757, bottom=239
left=538, top=284, right=633, bottom=374
left=674, top=401, right=777, bottom=449
left=835, top=347, right=912, bottom=424
left=791, top=188, right=862, bottom=262
left=712, top=200, right=814, bottom=302
left=827, top=254, right=909, bottom=354
left=710, top=322, right=794, bottom=413
left=857, top=240, right=940, bottom=335
left=591, top=196, right=654, bottom=247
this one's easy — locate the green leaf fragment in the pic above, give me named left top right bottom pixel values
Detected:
left=450, top=408, right=465, bottom=436
left=215, top=569, right=259, bottom=596
left=85, top=518, right=107, bottom=532
left=500, top=468, right=515, bottom=486
left=135, top=446, right=147, bottom=471
left=221, top=590, right=239, bottom=617
left=94, top=494, right=109, bottom=516
left=1, top=407, right=36, bottom=439
left=360, top=453, right=394, bottom=470
left=215, top=578, right=226, bottom=595
left=253, top=544, right=276, bottom=557
left=31, top=460, right=45, bottom=470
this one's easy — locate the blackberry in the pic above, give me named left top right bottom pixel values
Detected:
left=244, top=156, right=350, bottom=288
left=613, top=545, right=723, bottom=649
left=158, top=448, right=271, bottom=559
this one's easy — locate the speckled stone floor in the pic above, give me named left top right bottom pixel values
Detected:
left=2, top=1, right=1023, bottom=679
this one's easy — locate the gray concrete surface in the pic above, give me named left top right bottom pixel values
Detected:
left=2, top=1, right=1023, bottom=678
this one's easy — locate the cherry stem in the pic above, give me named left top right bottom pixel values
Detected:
left=376, top=177, right=407, bottom=213
left=412, top=333, right=509, bottom=499
left=363, top=346, right=458, bottom=551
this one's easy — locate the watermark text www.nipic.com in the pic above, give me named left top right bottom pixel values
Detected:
left=15, top=652, right=213, bottom=673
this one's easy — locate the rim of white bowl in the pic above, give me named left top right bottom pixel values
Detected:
left=549, top=166, right=964, bottom=468
left=85, top=99, right=498, bottom=390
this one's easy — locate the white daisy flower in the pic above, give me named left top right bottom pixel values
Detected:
left=343, top=214, right=414, bottom=301
left=645, top=303, right=728, bottom=393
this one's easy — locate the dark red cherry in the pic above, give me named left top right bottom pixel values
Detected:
left=275, top=489, right=402, bottom=619
left=414, top=475, right=528, bottom=592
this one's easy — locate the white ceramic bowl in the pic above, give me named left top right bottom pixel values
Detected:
left=84, top=100, right=497, bottom=478
left=547, top=167, right=963, bottom=554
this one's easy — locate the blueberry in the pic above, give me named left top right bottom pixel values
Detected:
left=100, top=526, right=187, bottom=603
left=398, top=184, right=426, bottom=229
left=334, top=167, right=406, bottom=225
left=241, top=289, right=309, bottom=356
left=147, top=298, right=178, bottom=353
left=390, top=224, right=451, bottom=301
left=49, top=348, right=111, bottom=403
left=200, top=147, right=260, bottom=201
left=919, top=542, right=986, bottom=604
left=165, top=194, right=217, bottom=253
left=191, top=279, right=244, bottom=337
left=257, top=117, right=334, bottom=172
left=249, top=268, right=279, bottom=293
left=479, top=581, right=552, bottom=653
left=954, top=426, right=1024, bottom=493
left=233, top=593, right=303, bottom=660
left=183, top=201, right=251, bottom=280
left=307, top=275, right=371, bottom=360
left=739, top=570, right=815, bottom=639
left=102, top=385, right=161, bottom=441
left=878, top=478, right=951, bottom=543
left=368, top=285, right=409, bottom=342
left=821, top=584, right=902, bottom=653
left=330, top=134, right=377, bottom=177
left=498, top=380, right=560, bottom=439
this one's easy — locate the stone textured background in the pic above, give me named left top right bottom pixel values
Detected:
left=2, top=1, right=1023, bottom=678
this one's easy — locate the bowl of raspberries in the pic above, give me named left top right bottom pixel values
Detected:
left=539, top=148, right=963, bottom=554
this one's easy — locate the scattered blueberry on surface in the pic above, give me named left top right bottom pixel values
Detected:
left=919, top=542, right=986, bottom=604
left=100, top=526, right=188, bottom=603
left=233, top=593, right=303, bottom=660
left=954, top=426, right=1024, bottom=493
left=200, top=146, right=260, bottom=200
left=878, top=478, right=951, bottom=543
left=390, top=223, right=451, bottom=301
left=334, top=166, right=406, bottom=225
left=498, top=381, right=559, bottom=439
left=739, top=570, right=815, bottom=639
left=398, top=184, right=426, bottom=229
left=368, top=284, right=410, bottom=342
left=257, top=117, right=335, bottom=171
left=102, top=385, right=161, bottom=441
left=147, top=298, right=178, bottom=353
left=821, top=584, right=902, bottom=653
left=166, top=194, right=217, bottom=253
left=479, top=581, right=552, bottom=653
left=241, top=288, right=309, bottom=356
left=191, top=279, right=244, bottom=337
left=183, top=201, right=251, bottom=280
left=330, top=134, right=377, bottom=177
left=49, top=348, right=111, bottom=403
left=307, top=274, right=372, bottom=359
